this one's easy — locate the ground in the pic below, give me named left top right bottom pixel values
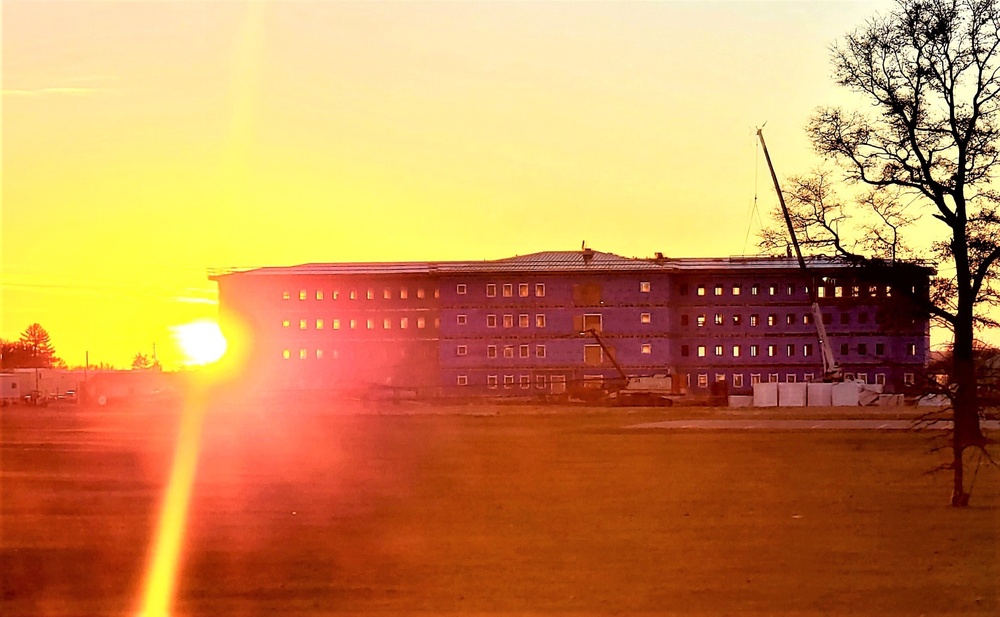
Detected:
left=2, top=398, right=998, bottom=616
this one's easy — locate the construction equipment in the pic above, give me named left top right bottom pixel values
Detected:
left=580, top=328, right=675, bottom=406
left=756, top=128, right=842, bottom=381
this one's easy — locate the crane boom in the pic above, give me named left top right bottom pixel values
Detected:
left=756, top=128, right=842, bottom=381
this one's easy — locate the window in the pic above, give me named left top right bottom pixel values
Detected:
left=786, top=314, right=795, bottom=325
left=787, top=284, right=795, bottom=295
left=333, top=319, right=341, bottom=330
left=502, top=284, right=513, bottom=297
left=486, top=284, right=496, bottom=298
left=535, top=283, right=545, bottom=297
left=350, top=290, right=357, bottom=300
left=520, top=345, right=529, bottom=358
left=400, top=317, right=408, bottom=329
left=457, top=375, right=468, bottom=386
left=697, top=345, right=707, bottom=357
left=841, top=313, right=850, bottom=325
left=858, top=343, right=867, bottom=355
left=434, top=289, right=440, bottom=299
left=487, top=375, right=498, bottom=389
left=714, top=285, right=723, bottom=296
left=457, top=314, right=467, bottom=325
left=732, top=314, right=742, bottom=326
left=817, top=286, right=826, bottom=299
left=835, top=286, right=844, bottom=298
left=503, top=314, right=514, bottom=328
left=641, top=344, right=652, bottom=355
left=519, top=283, right=529, bottom=297
left=299, top=348, right=307, bottom=360
left=907, top=343, right=917, bottom=356
left=856, top=373, right=868, bottom=384
left=282, top=291, right=291, bottom=300
left=457, top=345, right=467, bottom=356
left=786, top=344, right=795, bottom=356
left=383, top=318, right=392, bottom=329
left=841, top=343, right=850, bottom=355
left=434, top=318, right=440, bottom=329
left=520, top=375, right=530, bottom=389
left=282, top=319, right=290, bottom=328
left=769, top=373, right=779, bottom=383
left=300, top=319, right=307, bottom=330
left=804, top=373, right=814, bottom=382
left=851, top=285, right=860, bottom=297
left=536, top=375, right=547, bottom=389
left=716, top=374, right=727, bottom=383
left=715, top=313, right=724, bottom=325
left=519, top=314, right=529, bottom=328
left=583, top=313, right=602, bottom=332
left=350, top=319, right=357, bottom=329
left=282, top=349, right=290, bottom=360
left=487, top=345, right=497, bottom=358
left=417, top=288, right=425, bottom=299
left=366, top=319, right=374, bottom=330
left=316, top=290, right=324, bottom=301
left=641, top=281, right=652, bottom=293
left=750, top=344, right=759, bottom=357
left=457, top=284, right=467, bottom=295
left=697, top=374, right=709, bottom=388
left=822, top=313, right=832, bottom=325
left=536, top=344, right=546, bottom=358
left=366, top=289, right=374, bottom=300
left=904, top=373, right=915, bottom=385
left=383, top=288, right=391, bottom=300
left=417, top=317, right=426, bottom=329
left=768, top=345, right=776, bottom=357
left=504, top=346, right=514, bottom=358
left=641, top=313, right=651, bottom=324
left=316, top=319, right=324, bottom=330
left=875, top=343, right=885, bottom=355
left=750, top=314, right=759, bottom=327
left=803, top=314, right=813, bottom=325
left=400, top=288, right=408, bottom=299
left=714, top=345, right=723, bottom=356
left=299, top=290, right=307, bottom=301
left=333, top=290, right=340, bottom=300
left=584, top=345, right=603, bottom=365
left=732, top=284, right=742, bottom=296
left=803, top=344, right=813, bottom=356
left=681, top=315, right=690, bottom=326
left=768, top=285, right=776, bottom=296
left=875, top=373, right=886, bottom=385
left=733, top=345, right=741, bottom=357
left=786, top=374, right=797, bottom=383
left=767, top=314, right=776, bottom=326
left=681, top=345, right=690, bottom=357
left=858, top=312, right=869, bottom=324
left=535, top=314, right=546, bottom=328
left=750, top=374, right=761, bottom=384
left=697, top=285, right=706, bottom=296
left=751, top=284, right=760, bottom=296
left=734, top=374, right=744, bottom=388
left=487, top=315, right=497, bottom=328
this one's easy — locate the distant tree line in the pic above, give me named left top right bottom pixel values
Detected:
left=0, top=323, right=61, bottom=369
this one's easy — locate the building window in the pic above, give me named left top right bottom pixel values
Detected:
left=333, top=319, right=340, bottom=330
left=835, top=286, right=844, bottom=298
left=714, top=345, right=723, bottom=356
left=858, top=343, right=867, bottom=355
left=366, top=319, right=374, bottom=330
left=804, top=372, right=814, bottom=382
left=487, top=375, right=498, bottom=389
left=787, top=284, right=795, bottom=295
left=750, top=344, right=759, bottom=357
left=457, top=284, right=467, bottom=295
left=417, top=317, right=426, bottom=329
left=300, top=319, right=307, bottom=330
left=714, top=284, right=723, bottom=296
left=681, top=315, right=690, bottom=326
left=732, top=284, right=742, bottom=296
left=716, top=374, right=726, bottom=383
left=536, top=375, right=547, bottom=389
left=769, top=373, right=779, bottom=383
left=503, top=314, right=514, bottom=328
left=384, top=288, right=392, bottom=300
left=282, top=349, right=290, bottom=360
left=845, top=373, right=854, bottom=381
left=503, top=375, right=514, bottom=389
left=487, top=345, right=497, bottom=358
left=457, top=345, right=467, bottom=356
left=504, top=345, right=514, bottom=358
left=876, top=373, right=886, bottom=385
left=520, top=375, right=530, bottom=389
left=349, top=290, right=357, bottom=300
left=583, top=313, right=602, bottom=332
left=383, top=318, right=392, bottom=330
left=640, top=281, right=651, bottom=293
left=750, top=373, right=761, bottom=384
left=299, top=290, right=307, bottom=301
left=803, top=344, right=813, bottom=356
left=856, top=373, right=868, bottom=384
left=822, top=313, right=833, bottom=325
left=519, top=314, right=529, bottom=328
left=486, top=284, right=496, bottom=298
left=299, top=348, right=307, bottom=360
left=400, top=317, right=408, bottom=329
left=697, top=314, right=706, bottom=327
left=681, top=345, right=690, bottom=357
left=316, top=319, right=324, bottom=330
left=768, top=345, right=776, bottom=357
left=416, top=288, right=425, bottom=299
left=641, top=344, right=652, bottom=354
left=841, top=312, right=850, bottom=324
left=817, top=286, right=826, bottom=299
left=282, top=291, right=291, bottom=300
left=732, top=314, right=742, bottom=326
left=314, top=290, right=323, bottom=301
left=434, top=288, right=440, bottom=299
left=875, top=343, right=885, bottom=355
left=519, top=283, right=529, bottom=297
left=858, top=312, right=869, bottom=324
left=786, top=344, right=795, bottom=356
left=350, top=319, right=357, bottom=329
left=457, top=375, right=468, bottom=386
left=841, top=343, right=850, bottom=355
left=786, top=314, right=795, bottom=325
left=803, top=314, right=813, bottom=325
left=641, top=313, right=651, bottom=324
left=366, top=289, right=374, bottom=300
left=715, top=313, right=724, bottom=325
left=503, top=284, right=513, bottom=297
left=536, top=314, right=546, bottom=328
left=734, top=374, right=744, bottom=388
left=282, top=319, right=290, bottom=328
left=518, top=345, right=529, bottom=358
left=767, top=314, right=776, bottom=326
left=584, top=345, right=603, bottom=365
left=733, top=345, right=741, bottom=357
left=768, top=285, right=776, bottom=296
left=697, top=285, right=706, bottom=296
left=907, top=343, right=917, bottom=356
left=750, top=314, right=759, bottom=327
left=400, top=288, right=408, bottom=299
left=457, top=314, right=467, bottom=325
left=332, top=290, right=340, bottom=300
left=535, top=283, right=546, bottom=297
left=751, top=284, right=760, bottom=296
left=487, top=315, right=497, bottom=328
left=697, top=374, right=709, bottom=387
left=904, top=373, right=915, bottom=385
left=536, top=344, right=546, bottom=358
left=786, top=374, right=797, bottom=383
left=697, top=345, right=706, bottom=357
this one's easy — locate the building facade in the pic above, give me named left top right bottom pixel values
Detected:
left=211, top=249, right=931, bottom=397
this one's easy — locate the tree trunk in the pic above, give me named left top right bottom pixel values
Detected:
left=950, top=246, right=983, bottom=506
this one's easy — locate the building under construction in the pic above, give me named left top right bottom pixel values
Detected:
left=210, top=249, right=931, bottom=397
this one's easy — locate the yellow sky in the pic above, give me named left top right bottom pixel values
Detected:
left=8, top=0, right=962, bottom=369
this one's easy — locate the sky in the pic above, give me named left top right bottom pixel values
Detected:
left=4, top=0, right=960, bottom=370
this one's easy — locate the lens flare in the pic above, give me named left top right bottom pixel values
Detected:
left=172, top=320, right=228, bottom=366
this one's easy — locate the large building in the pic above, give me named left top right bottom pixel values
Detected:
left=211, top=249, right=931, bottom=397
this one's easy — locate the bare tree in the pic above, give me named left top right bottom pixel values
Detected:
left=769, top=0, right=1000, bottom=505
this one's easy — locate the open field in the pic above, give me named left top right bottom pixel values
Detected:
left=2, top=400, right=998, bottom=616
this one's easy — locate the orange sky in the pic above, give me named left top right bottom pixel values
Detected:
left=9, top=0, right=972, bottom=369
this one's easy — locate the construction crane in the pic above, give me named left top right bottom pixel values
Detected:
left=580, top=328, right=675, bottom=406
left=756, top=128, right=842, bottom=381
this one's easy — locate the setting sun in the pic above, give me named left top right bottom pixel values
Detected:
left=171, top=320, right=227, bottom=366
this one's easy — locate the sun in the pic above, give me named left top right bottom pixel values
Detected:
left=171, top=320, right=228, bottom=366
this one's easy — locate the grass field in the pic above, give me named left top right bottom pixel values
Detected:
left=2, top=400, right=998, bottom=616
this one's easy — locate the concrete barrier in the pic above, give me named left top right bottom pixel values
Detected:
left=753, top=382, right=778, bottom=407
left=832, top=381, right=861, bottom=406
left=807, top=382, right=833, bottom=406
left=778, top=382, right=807, bottom=406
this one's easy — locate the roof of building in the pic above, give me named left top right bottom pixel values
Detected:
left=209, top=250, right=921, bottom=279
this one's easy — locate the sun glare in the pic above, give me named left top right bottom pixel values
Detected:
left=172, top=320, right=228, bottom=365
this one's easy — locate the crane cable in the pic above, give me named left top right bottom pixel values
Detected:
left=743, top=129, right=765, bottom=256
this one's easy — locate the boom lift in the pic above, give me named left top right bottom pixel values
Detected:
left=756, top=128, right=842, bottom=381
left=581, top=328, right=675, bottom=406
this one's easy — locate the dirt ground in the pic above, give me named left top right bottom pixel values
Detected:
left=2, top=398, right=998, bottom=616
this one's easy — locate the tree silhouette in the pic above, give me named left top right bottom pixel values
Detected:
left=132, top=353, right=152, bottom=370
left=12, top=324, right=58, bottom=368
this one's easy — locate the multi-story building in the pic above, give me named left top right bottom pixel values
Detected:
left=211, top=249, right=931, bottom=397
